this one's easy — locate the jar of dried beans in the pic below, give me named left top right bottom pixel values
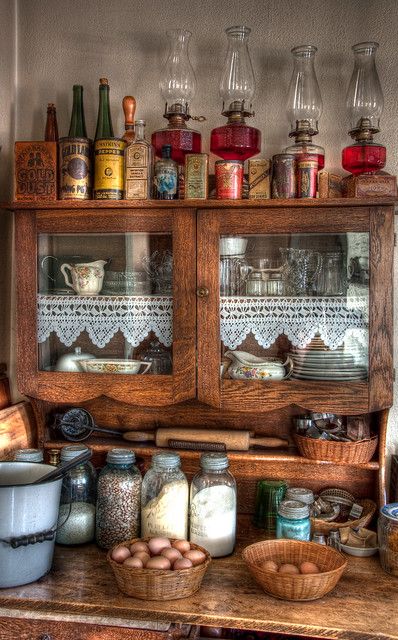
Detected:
left=378, top=503, right=398, bottom=577
left=95, top=448, right=142, bottom=549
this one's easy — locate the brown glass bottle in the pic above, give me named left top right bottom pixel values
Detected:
left=45, top=103, right=59, bottom=142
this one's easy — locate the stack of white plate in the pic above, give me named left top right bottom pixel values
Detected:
left=290, top=335, right=368, bottom=381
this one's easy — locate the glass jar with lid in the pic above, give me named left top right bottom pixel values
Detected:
left=245, top=270, right=267, bottom=296
left=96, top=448, right=142, bottom=549
left=56, top=444, right=97, bottom=545
left=276, top=499, right=311, bottom=541
left=140, top=340, right=172, bottom=375
left=267, top=271, right=283, bottom=296
left=141, top=452, right=188, bottom=539
left=14, top=448, right=44, bottom=463
left=190, top=453, right=237, bottom=557
left=378, top=503, right=398, bottom=576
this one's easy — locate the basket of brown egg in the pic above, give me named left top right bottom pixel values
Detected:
left=107, top=536, right=211, bottom=600
left=242, top=539, right=347, bottom=601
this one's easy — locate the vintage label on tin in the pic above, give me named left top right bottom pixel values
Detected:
left=94, top=138, right=126, bottom=200
left=185, top=153, right=208, bottom=199
left=271, top=154, right=296, bottom=199
left=14, top=141, right=57, bottom=201
left=297, top=158, right=318, bottom=198
left=248, top=158, right=271, bottom=199
left=215, top=160, right=243, bottom=199
left=59, top=137, right=92, bottom=200
left=125, top=143, right=150, bottom=199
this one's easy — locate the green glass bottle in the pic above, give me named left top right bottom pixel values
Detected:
left=68, top=85, right=87, bottom=138
left=94, top=78, right=114, bottom=140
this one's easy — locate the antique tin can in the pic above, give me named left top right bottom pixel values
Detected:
left=59, top=137, right=92, bottom=200
left=185, top=153, right=208, bottom=199
left=248, top=158, right=271, bottom=199
left=215, top=160, right=243, bottom=199
left=297, top=154, right=318, bottom=198
left=271, top=154, right=296, bottom=199
left=94, top=138, right=126, bottom=200
left=14, top=141, right=57, bottom=201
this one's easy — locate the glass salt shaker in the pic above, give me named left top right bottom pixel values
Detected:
left=56, top=444, right=97, bottom=545
left=96, top=448, right=142, bottom=549
left=327, top=528, right=341, bottom=549
left=267, top=271, right=283, bottom=296
left=141, top=452, right=188, bottom=539
left=190, top=453, right=237, bottom=557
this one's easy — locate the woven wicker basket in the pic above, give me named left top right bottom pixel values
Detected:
left=312, top=498, right=377, bottom=535
left=107, top=538, right=211, bottom=601
left=242, top=539, right=347, bottom=601
left=294, top=433, right=378, bottom=464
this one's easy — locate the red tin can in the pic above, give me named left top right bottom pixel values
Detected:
left=215, top=160, right=243, bottom=199
left=297, top=153, right=319, bottom=198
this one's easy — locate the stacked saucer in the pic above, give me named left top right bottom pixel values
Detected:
left=290, top=335, right=367, bottom=381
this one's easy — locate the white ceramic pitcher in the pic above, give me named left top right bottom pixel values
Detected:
left=60, top=260, right=107, bottom=296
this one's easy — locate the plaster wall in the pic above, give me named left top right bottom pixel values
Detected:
left=2, top=0, right=398, bottom=469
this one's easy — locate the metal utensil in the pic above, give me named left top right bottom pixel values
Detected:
left=31, top=448, right=92, bottom=485
left=55, top=407, right=122, bottom=441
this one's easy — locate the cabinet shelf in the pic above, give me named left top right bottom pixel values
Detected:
left=37, top=294, right=173, bottom=348
left=220, top=295, right=368, bottom=350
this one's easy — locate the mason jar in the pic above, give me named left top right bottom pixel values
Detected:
left=96, top=448, right=142, bottom=549
left=378, top=503, right=398, bottom=577
left=141, top=452, right=188, bottom=539
left=56, top=444, right=97, bottom=545
left=276, top=499, right=311, bottom=541
left=190, top=453, right=237, bottom=557
left=14, top=448, right=44, bottom=463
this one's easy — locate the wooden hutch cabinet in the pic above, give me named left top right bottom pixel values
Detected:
left=3, top=196, right=396, bottom=640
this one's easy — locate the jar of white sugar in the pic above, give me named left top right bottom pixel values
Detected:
left=141, top=452, right=188, bottom=539
left=56, top=444, right=97, bottom=545
left=190, top=453, right=237, bottom=557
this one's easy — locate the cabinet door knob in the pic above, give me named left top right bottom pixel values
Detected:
left=197, top=286, right=209, bottom=298
left=39, top=635, right=54, bottom=640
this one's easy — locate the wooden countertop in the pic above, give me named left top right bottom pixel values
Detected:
left=1, top=529, right=398, bottom=640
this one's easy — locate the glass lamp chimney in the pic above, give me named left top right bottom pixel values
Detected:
left=160, top=29, right=197, bottom=119
left=286, top=45, right=323, bottom=140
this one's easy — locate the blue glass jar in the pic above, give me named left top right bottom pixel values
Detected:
left=276, top=499, right=311, bottom=541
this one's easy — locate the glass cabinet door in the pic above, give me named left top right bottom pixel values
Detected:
left=16, top=206, right=196, bottom=406
left=197, top=205, right=393, bottom=414
left=38, top=232, right=174, bottom=375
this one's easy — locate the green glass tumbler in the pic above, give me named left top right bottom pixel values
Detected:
left=253, top=479, right=288, bottom=532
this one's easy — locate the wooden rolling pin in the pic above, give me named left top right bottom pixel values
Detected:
left=122, top=428, right=288, bottom=450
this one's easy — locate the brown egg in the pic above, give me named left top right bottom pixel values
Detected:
left=123, top=556, right=144, bottom=568
left=148, top=537, right=171, bottom=555
left=261, top=560, right=279, bottom=572
left=300, top=561, right=321, bottom=574
left=161, top=547, right=182, bottom=563
left=278, top=563, right=300, bottom=574
left=146, top=555, right=172, bottom=570
left=183, top=549, right=207, bottom=566
left=173, top=557, right=193, bottom=570
left=133, top=551, right=151, bottom=566
left=111, top=545, right=131, bottom=563
left=172, top=539, right=191, bottom=553
left=130, top=541, right=149, bottom=555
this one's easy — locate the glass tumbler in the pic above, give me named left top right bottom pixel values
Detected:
left=253, top=479, right=288, bottom=532
left=220, top=255, right=251, bottom=296
left=316, top=251, right=346, bottom=296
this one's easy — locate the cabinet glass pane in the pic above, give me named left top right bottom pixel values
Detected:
left=220, top=233, right=369, bottom=382
left=37, top=233, right=173, bottom=374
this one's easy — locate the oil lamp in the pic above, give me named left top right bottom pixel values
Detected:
left=210, top=26, right=261, bottom=161
left=284, top=45, right=325, bottom=171
left=152, top=29, right=202, bottom=165
left=341, top=42, right=385, bottom=175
